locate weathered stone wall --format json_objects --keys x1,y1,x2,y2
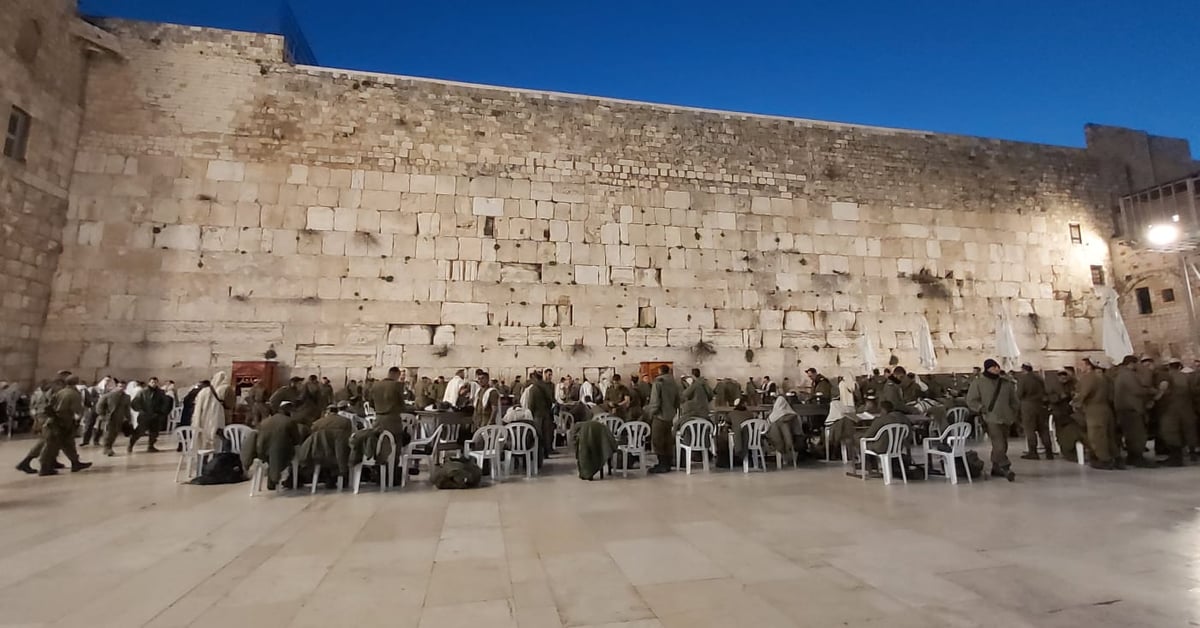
[
  {"x1": 0, "y1": 0, "x2": 87, "y2": 386},
  {"x1": 1112, "y1": 243, "x2": 1200, "y2": 360},
  {"x1": 40, "y1": 20, "x2": 1128, "y2": 385}
]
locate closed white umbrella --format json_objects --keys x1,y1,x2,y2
[
  {"x1": 1097, "y1": 286, "x2": 1134, "y2": 363},
  {"x1": 858, "y1": 329, "x2": 879, "y2": 375},
  {"x1": 917, "y1": 315, "x2": 938, "y2": 371},
  {"x1": 995, "y1": 302, "x2": 1021, "y2": 370}
]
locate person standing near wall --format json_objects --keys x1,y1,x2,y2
[
  {"x1": 1017, "y1": 364, "x2": 1052, "y2": 460},
  {"x1": 647, "y1": 365, "x2": 681, "y2": 474}
]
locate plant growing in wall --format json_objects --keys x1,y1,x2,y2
[
  {"x1": 433, "y1": 345, "x2": 450, "y2": 358},
  {"x1": 744, "y1": 349, "x2": 755, "y2": 363},
  {"x1": 571, "y1": 339, "x2": 587, "y2": 355},
  {"x1": 691, "y1": 340, "x2": 717, "y2": 360},
  {"x1": 263, "y1": 346, "x2": 277, "y2": 360}
]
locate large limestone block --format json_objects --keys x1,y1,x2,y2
[
  {"x1": 831, "y1": 201, "x2": 860, "y2": 221},
  {"x1": 472, "y1": 197, "x2": 505, "y2": 217},
  {"x1": 702, "y1": 329, "x2": 746, "y2": 348},
  {"x1": 665, "y1": 190, "x2": 691, "y2": 209},
  {"x1": 307, "y1": 206, "x2": 334, "y2": 231},
  {"x1": 657, "y1": 306, "x2": 713, "y2": 328},
  {"x1": 784, "y1": 311, "x2": 814, "y2": 331},
  {"x1": 441, "y1": 302, "x2": 489, "y2": 325},
  {"x1": 154, "y1": 225, "x2": 200, "y2": 251},
  {"x1": 667, "y1": 328, "x2": 701, "y2": 347}
]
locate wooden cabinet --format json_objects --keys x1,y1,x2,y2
[
  {"x1": 230, "y1": 361, "x2": 277, "y2": 424},
  {"x1": 639, "y1": 361, "x2": 673, "y2": 381}
]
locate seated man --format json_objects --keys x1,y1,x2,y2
[
  {"x1": 240, "y1": 401, "x2": 302, "y2": 489},
  {"x1": 296, "y1": 405, "x2": 353, "y2": 489},
  {"x1": 715, "y1": 401, "x2": 756, "y2": 466}
]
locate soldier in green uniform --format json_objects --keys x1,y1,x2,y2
[
  {"x1": 1114, "y1": 355, "x2": 1156, "y2": 467},
  {"x1": 297, "y1": 407, "x2": 353, "y2": 489},
  {"x1": 805, "y1": 368, "x2": 833, "y2": 400},
  {"x1": 1048, "y1": 370, "x2": 1086, "y2": 461},
  {"x1": 1016, "y1": 364, "x2": 1052, "y2": 460},
  {"x1": 269, "y1": 377, "x2": 303, "y2": 412},
  {"x1": 646, "y1": 365, "x2": 681, "y2": 473},
  {"x1": 965, "y1": 359, "x2": 1018, "y2": 481},
  {"x1": 472, "y1": 370, "x2": 499, "y2": 431},
  {"x1": 1159, "y1": 358, "x2": 1195, "y2": 466},
  {"x1": 526, "y1": 371, "x2": 555, "y2": 459},
  {"x1": 130, "y1": 377, "x2": 173, "y2": 453},
  {"x1": 36, "y1": 375, "x2": 93, "y2": 476},
  {"x1": 602, "y1": 374, "x2": 633, "y2": 420},
  {"x1": 98, "y1": 382, "x2": 132, "y2": 457},
  {"x1": 370, "y1": 367, "x2": 410, "y2": 439},
  {"x1": 680, "y1": 369, "x2": 713, "y2": 420},
  {"x1": 1076, "y1": 357, "x2": 1120, "y2": 470},
  {"x1": 247, "y1": 401, "x2": 302, "y2": 489}
]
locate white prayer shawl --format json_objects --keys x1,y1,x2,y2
[
  {"x1": 825, "y1": 378, "x2": 859, "y2": 425},
  {"x1": 554, "y1": 382, "x2": 566, "y2": 404},
  {"x1": 579, "y1": 380, "x2": 596, "y2": 404},
  {"x1": 478, "y1": 387, "x2": 498, "y2": 423},
  {"x1": 597, "y1": 377, "x2": 610, "y2": 400},
  {"x1": 520, "y1": 385, "x2": 533, "y2": 409},
  {"x1": 766, "y1": 397, "x2": 797, "y2": 424},
  {"x1": 193, "y1": 371, "x2": 228, "y2": 450},
  {"x1": 443, "y1": 375, "x2": 465, "y2": 405},
  {"x1": 125, "y1": 381, "x2": 143, "y2": 428}
]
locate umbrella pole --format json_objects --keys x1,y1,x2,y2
[{"x1": 1181, "y1": 254, "x2": 1200, "y2": 351}]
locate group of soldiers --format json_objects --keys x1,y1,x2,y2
[
  {"x1": 13, "y1": 370, "x2": 174, "y2": 476},
  {"x1": 1051, "y1": 354, "x2": 1200, "y2": 470}
]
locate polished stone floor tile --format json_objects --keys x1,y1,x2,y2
[{"x1": 2, "y1": 437, "x2": 1199, "y2": 628}]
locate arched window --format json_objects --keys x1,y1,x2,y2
[{"x1": 14, "y1": 19, "x2": 42, "y2": 65}]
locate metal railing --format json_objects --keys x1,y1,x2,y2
[{"x1": 1119, "y1": 173, "x2": 1200, "y2": 251}]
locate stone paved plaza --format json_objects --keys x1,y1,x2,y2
[{"x1": 1, "y1": 437, "x2": 1196, "y2": 628}]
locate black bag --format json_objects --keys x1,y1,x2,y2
[
  {"x1": 955, "y1": 450, "x2": 986, "y2": 478},
  {"x1": 189, "y1": 452, "x2": 246, "y2": 485}
]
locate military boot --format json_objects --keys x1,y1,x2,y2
[
  {"x1": 15, "y1": 459, "x2": 37, "y2": 474},
  {"x1": 1164, "y1": 448, "x2": 1185, "y2": 467}
]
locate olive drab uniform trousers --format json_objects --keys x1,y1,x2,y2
[
  {"x1": 1077, "y1": 371, "x2": 1118, "y2": 463},
  {"x1": 647, "y1": 375, "x2": 681, "y2": 467},
  {"x1": 1017, "y1": 371, "x2": 1052, "y2": 455},
  {"x1": 1113, "y1": 366, "x2": 1154, "y2": 462}
]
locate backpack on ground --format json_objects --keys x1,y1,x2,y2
[{"x1": 431, "y1": 457, "x2": 483, "y2": 489}]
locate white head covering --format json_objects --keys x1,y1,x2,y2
[{"x1": 766, "y1": 396, "x2": 796, "y2": 424}]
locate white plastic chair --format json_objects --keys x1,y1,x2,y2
[
  {"x1": 740, "y1": 418, "x2": 771, "y2": 473},
  {"x1": 362, "y1": 401, "x2": 375, "y2": 417},
  {"x1": 309, "y1": 464, "x2": 344, "y2": 494},
  {"x1": 599, "y1": 415, "x2": 623, "y2": 438},
  {"x1": 173, "y1": 426, "x2": 213, "y2": 483},
  {"x1": 465, "y1": 425, "x2": 506, "y2": 481},
  {"x1": 166, "y1": 406, "x2": 183, "y2": 435},
  {"x1": 618, "y1": 421, "x2": 651, "y2": 477},
  {"x1": 938, "y1": 406, "x2": 970, "y2": 440},
  {"x1": 400, "y1": 423, "x2": 443, "y2": 487},
  {"x1": 249, "y1": 457, "x2": 300, "y2": 497},
  {"x1": 351, "y1": 430, "x2": 397, "y2": 494},
  {"x1": 436, "y1": 422, "x2": 464, "y2": 462},
  {"x1": 860, "y1": 423, "x2": 911, "y2": 485},
  {"x1": 554, "y1": 412, "x2": 575, "y2": 448},
  {"x1": 1049, "y1": 414, "x2": 1086, "y2": 466},
  {"x1": 675, "y1": 418, "x2": 715, "y2": 474},
  {"x1": 223, "y1": 424, "x2": 254, "y2": 454},
  {"x1": 922, "y1": 422, "x2": 972, "y2": 484},
  {"x1": 504, "y1": 422, "x2": 539, "y2": 478}
]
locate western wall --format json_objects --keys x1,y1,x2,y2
[{"x1": 8, "y1": 15, "x2": 1198, "y2": 386}]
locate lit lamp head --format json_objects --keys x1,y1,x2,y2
[{"x1": 1147, "y1": 223, "x2": 1180, "y2": 247}]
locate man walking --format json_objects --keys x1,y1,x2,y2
[
  {"x1": 965, "y1": 359, "x2": 1018, "y2": 481},
  {"x1": 130, "y1": 377, "x2": 173, "y2": 453}
]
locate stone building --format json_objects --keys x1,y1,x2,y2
[{"x1": 3, "y1": 1, "x2": 1197, "y2": 387}]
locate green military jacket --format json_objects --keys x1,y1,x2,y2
[
  {"x1": 965, "y1": 375, "x2": 1019, "y2": 425},
  {"x1": 647, "y1": 374, "x2": 681, "y2": 423}
]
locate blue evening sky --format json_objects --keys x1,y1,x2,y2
[{"x1": 80, "y1": 0, "x2": 1199, "y2": 151}]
